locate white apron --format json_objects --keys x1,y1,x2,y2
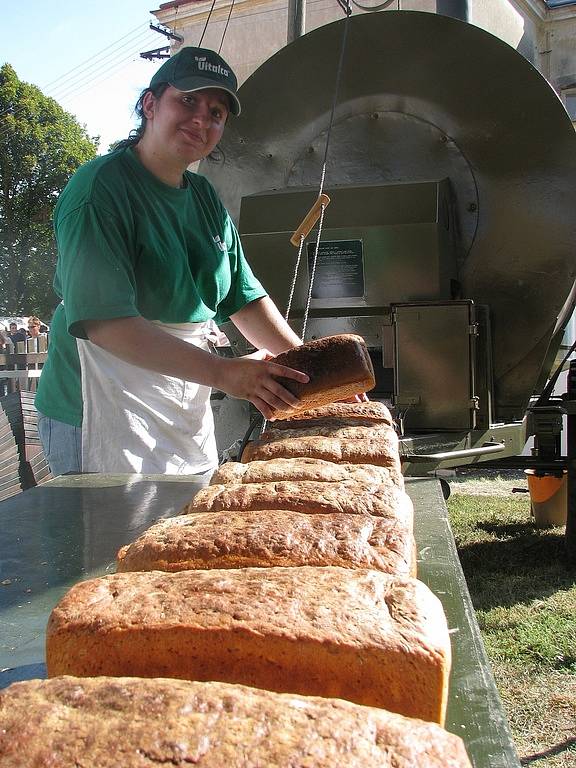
[{"x1": 78, "y1": 321, "x2": 218, "y2": 474}]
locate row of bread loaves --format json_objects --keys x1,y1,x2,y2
[{"x1": 2, "y1": 340, "x2": 471, "y2": 766}]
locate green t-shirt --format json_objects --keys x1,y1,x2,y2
[{"x1": 36, "y1": 147, "x2": 266, "y2": 427}]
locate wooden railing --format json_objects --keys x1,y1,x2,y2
[{"x1": 0, "y1": 336, "x2": 49, "y2": 396}]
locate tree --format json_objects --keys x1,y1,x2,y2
[{"x1": 0, "y1": 64, "x2": 98, "y2": 319}]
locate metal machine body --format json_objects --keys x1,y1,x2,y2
[{"x1": 203, "y1": 10, "x2": 576, "y2": 475}]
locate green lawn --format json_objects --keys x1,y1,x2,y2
[{"x1": 447, "y1": 493, "x2": 576, "y2": 766}]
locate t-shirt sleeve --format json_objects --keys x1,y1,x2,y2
[
  {"x1": 55, "y1": 202, "x2": 140, "y2": 339},
  {"x1": 214, "y1": 211, "x2": 268, "y2": 325}
]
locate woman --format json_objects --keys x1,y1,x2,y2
[
  {"x1": 27, "y1": 317, "x2": 42, "y2": 338},
  {"x1": 35, "y1": 46, "x2": 307, "y2": 479}
]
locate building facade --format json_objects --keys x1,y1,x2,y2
[{"x1": 149, "y1": 0, "x2": 576, "y2": 121}]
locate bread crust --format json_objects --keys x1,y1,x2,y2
[
  {"x1": 187, "y1": 480, "x2": 413, "y2": 528},
  {"x1": 241, "y1": 431, "x2": 401, "y2": 468},
  {"x1": 260, "y1": 423, "x2": 392, "y2": 442},
  {"x1": 271, "y1": 400, "x2": 393, "y2": 427},
  {"x1": 271, "y1": 334, "x2": 375, "y2": 416},
  {"x1": 116, "y1": 509, "x2": 415, "y2": 576},
  {"x1": 46, "y1": 567, "x2": 450, "y2": 724},
  {"x1": 210, "y1": 457, "x2": 403, "y2": 487},
  {"x1": 0, "y1": 676, "x2": 472, "y2": 767}
]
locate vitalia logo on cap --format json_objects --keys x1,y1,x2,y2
[{"x1": 195, "y1": 55, "x2": 230, "y2": 78}]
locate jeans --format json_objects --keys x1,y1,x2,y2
[
  {"x1": 37, "y1": 413, "x2": 217, "y2": 483},
  {"x1": 37, "y1": 413, "x2": 82, "y2": 476}
]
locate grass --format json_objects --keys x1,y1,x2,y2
[{"x1": 447, "y1": 492, "x2": 576, "y2": 767}]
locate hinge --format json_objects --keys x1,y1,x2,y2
[
  {"x1": 468, "y1": 323, "x2": 479, "y2": 335},
  {"x1": 382, "y1": 306, "x2": 394, "y2": 326},
  {"x1": 469, "y1": 396, "x2": 480, "y2": 410}
]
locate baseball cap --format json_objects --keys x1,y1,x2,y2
[{"x1": 149, "y1": 46, "x2": 241, "y2": 116}]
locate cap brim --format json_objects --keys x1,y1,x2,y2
[{"x1": 170, "y1": 76, "x2": 241, "y2": 116}]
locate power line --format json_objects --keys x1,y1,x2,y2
[
  {"x1": 40, "y1": 21, "x2": 151, "y2": 92},
  {"x1": 46, "y1": 28, "x2": 156, "y2": 100},
  {"x1": 0, "y1": 22, "x2": 162, "y2": 142},
  {"x1": 0, "y1": 19, "x2": 159, "y2": 121},
  {"x1": 48, "y1": 30, "x2": 158, "y2": 102},
  {"x1": 0, "y1": 35, "x2": 158, "y2": 142},
  {"x1": 58, "y1": 37, "x2": 160, "y2": 108}
]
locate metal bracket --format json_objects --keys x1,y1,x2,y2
[
  {"x1": 396, "y1": 395, "x2": 421, "y2": 407},
  {"x1": 526, "y1": 405, "x2": 564, "y2": 462}
]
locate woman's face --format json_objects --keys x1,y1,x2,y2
[
  {"x1": 28, "y1": 322, "x2": 40, "y2": 337},
  {"x1": 142, "y1": 86, "x2": 229, "y2": 165}
]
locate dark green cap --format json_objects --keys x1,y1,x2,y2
[{"x1": 149, "y1": 46, "x2": 241, "y2": 115}]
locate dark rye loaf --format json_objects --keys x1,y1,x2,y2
[{"x1": 271, "y1": 334, "x2": 375, "y2": 418}]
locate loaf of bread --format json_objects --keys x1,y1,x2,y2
[
  {"x1": 271, "y1": 400, "x2": 393, "y2": 428},
  {"x1": 241, "y1": 432, "x2": 401, "y2": 468},
  {"x1": 260, "y1": 422, "x2": 392, "y2": 442},
  {"x1": 0, "y1": 676, "x2": 472, "y2": 767},
  {"x1": 116, "y1": 508, "x2": 415, "y2": 576},
  {"x1": 210, "y1": 457, "x2": 403, "y2": 487},
  {"x1": 46, "y1": 567, "x2": 450, "y2": 724},
  {"x1": 271, "y1": 334, "x2": 375, "y2": 417},
  {"x1": 187, "y1": 480, "x2": 413, "y2": 529}
]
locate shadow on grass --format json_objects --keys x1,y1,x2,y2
[
  {"x1": 456, "y1": 528, "x2": 576, "y2": 610},
  {"x1": 478, "y1": 521, "x2": 549, "y2": 538},
  {"x1": 520, "y1": 736, "x2": 576, "y2": 765}
]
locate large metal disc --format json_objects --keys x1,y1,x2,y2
[{"x1": 202, "y1": 10, "x2": 576, "y2": 420}]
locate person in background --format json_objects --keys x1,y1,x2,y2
[
  {"x1": 0, "y1": 326, "x2": 10, "y2": 349},
  {"x1": 8, "y1": 322, "x2": 27, "y2": 346},
  {"x1": 35, "y1": 46, "x2": 307, "y2": 480},
  {"x1": 27, "y1": 317, "x2": 43, "y2": 338}
]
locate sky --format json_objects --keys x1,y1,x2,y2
[{"x1": 1, "y1": 0, "x2": 171, "y2": 153}]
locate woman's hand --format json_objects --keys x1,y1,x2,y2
[
  {"x1": 216, "y1": 349, "x2": 309, "y2": 420},
  {"x1": 83, "y1": 317, "x2": 307, "y2": 419}
]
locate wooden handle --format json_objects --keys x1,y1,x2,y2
[{"x1": 290, "y1": 194, "x2": 331, "y2": 247}]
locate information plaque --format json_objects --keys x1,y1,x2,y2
[{"x1": 307, "y1": 239, "x2": 365, "y2": 299}]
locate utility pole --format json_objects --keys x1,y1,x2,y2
[{"x1": 140, "y1": 23, "x2": 184, "y2": 61}]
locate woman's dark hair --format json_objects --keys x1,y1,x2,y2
[{"x1": 111, "y1": 83, "x2": 170, "y2": 151}]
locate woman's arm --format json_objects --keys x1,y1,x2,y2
[
  {"x1": 230, "y1": 296, "x2": 302, "y2": 355},
  {"x1": 84, "y1": 315, "x2": 308, "y2": 420}
]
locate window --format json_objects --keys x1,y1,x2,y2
[{"x1": 562, "y1": 89, "x2": 576, "y2": 121}]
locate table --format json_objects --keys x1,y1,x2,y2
[{"x1": 0, "y1": 474, "x2": 520, "y2": 767}]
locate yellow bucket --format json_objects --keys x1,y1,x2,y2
[{"x1": 524, "y1": 470, "x2": 567, "y2": 527}]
